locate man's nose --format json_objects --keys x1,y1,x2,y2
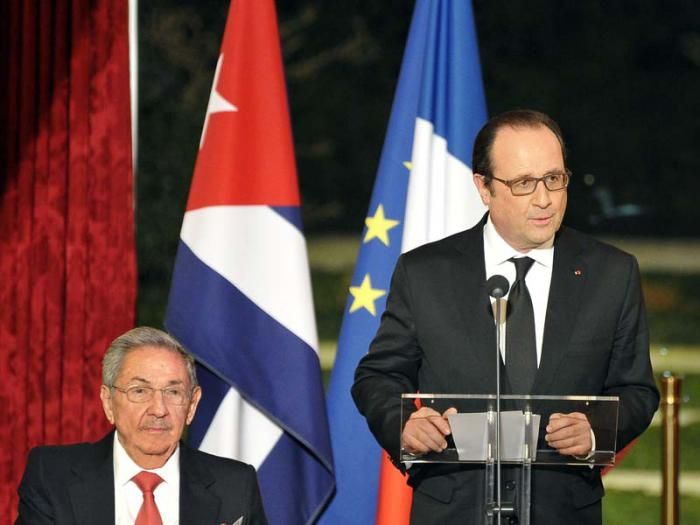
[
  {"x1": 147, "y1": 389, "x2": 169, "y2": 416},
  {"x1": 531, "y1": 180, "x2": 552, "y2": 207}
]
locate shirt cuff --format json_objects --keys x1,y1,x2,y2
[{"x1": 573, "y1": 428, "x2": 596, "y2": 461}]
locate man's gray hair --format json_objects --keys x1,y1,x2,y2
[{"x1": 102, "y1": 326, "x2": 198, "y2": 388}]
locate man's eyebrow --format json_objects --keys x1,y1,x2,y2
[
  {"x1": 125, "y1": 377, "x2": 151, "y2": 385},
  {"x1": 124, "y1": 377, "x2": 186, "y2": 386},
  {"x1": 512, "y1": 168, "x2": 565, "y2": 179}
]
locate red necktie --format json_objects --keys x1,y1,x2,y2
[{"x1": 132, "y1": 471, "x2": 164, "y2": 525}]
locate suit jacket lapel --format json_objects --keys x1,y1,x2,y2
[
  {"x1": 69, "y1": 433, "x2": 116, "y2": 525},
  {"x1": 533, "y1": 228, "x2": 587, "y2": 394},
  {"x1": 180, "y1": 443, "x2": 222, "y2": 524},
  {"x1": 451, "y1": 220, "x2": 499, "y2": 392}
]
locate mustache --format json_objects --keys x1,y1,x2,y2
[{"x1": 139, "y1": 420, "x2": 173, "y2": 431}]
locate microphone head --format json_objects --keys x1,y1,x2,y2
[{"x1": 486, "y1": 275, "x2": 510, "y2": 299}]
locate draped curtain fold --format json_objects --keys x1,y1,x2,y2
[{"x1": 0, "y1": 0, "x2": 136, "y2": 518}]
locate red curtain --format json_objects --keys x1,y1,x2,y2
[{"x1": 0, "y1": 0, "x2": 136, "y2": 518}]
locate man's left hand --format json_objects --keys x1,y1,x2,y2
[{"x1": 544, "y1": 412, "x2": 592, "y2": 456}]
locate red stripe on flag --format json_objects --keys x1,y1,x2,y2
[
  {"x1": 186, "y1": 0, "x2": 300, "y2": 210},
  {"x1": 602, "y1": 439, "x2": 637, "y2": 476},
  {"x1": 375, "y1": 454, "x2": 412, "y2": 525}
]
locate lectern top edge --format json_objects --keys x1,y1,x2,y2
[{"x1": 401, "y1": 393, "x2": 620, "y2": 402}]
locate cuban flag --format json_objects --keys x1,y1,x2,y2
[
  {"x1": 318, "y1": 1, "x2": 487, "y2": 523},
  {"x1": 165, "y1": 1, "x2": 334, "y2": 523}
]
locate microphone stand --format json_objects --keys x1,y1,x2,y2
[
  {"x1": 486, "y1": 275, "x2": 510, "y2": 525},
  {"x1": 494, "y1": 293, "x2": 503, "y2": 525}
]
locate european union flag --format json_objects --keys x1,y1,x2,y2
[{"x1": 319, "y1": 1, "x2": 487, "y2": 523}]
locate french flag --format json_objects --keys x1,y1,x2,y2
[
  {"x1": 319, "y1": 1, "x2": 487, "y2": 523},
  {"x1": 165, "y1": 1, "x2": 334, "y2": 524}
]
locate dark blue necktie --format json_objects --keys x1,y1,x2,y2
[{"x1": 506, "y1": 256, "x2": 537, "y2": 393}]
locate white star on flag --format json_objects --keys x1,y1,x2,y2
[{"x1": 199, "y1": 53, "x2": 238, "y2": 149}]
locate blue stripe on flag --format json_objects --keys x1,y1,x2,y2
[
  {"x1": 416, "y1": 0, "x2": 486, "y2": 166},
  {"x1": 188, "y1": 364, "x2": 229, "y2": 446},
  {"x1": 167, "y1": 240, "x2": 332, "y2": 459},
  {"x1": 270, "y1": 205, "x2": 303, "y2": 231},
  {"x1": 258, "y1": 432, "x2": 335, "y2": 525}
]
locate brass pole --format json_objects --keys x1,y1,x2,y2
[{"x1": 661, "y1": 373, "x2": 681, "y2": 525}]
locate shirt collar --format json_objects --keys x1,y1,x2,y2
[
  {"x1": 484, "y1": 215, "x2": 554, "y2": 268},
  {"x1": 113, "y1": 431, "x2": 180, "y2": 487}
]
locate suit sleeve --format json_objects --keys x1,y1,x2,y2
[
  {"x1": 352, "y1": 255, "x2": 423, "y2": 463},
  {"x1": 602, "y1": 255, "x2": 659, "y2": 449},
  {"x1": 15, "y1": 448, "x2": 56, "y2": 525}
]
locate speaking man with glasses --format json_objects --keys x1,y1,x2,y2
[
  {"x1": 352, "y1": 109, "x2": 659, "y2": 524},
  {"x1": 16, "y1": 326, "x2": 268, "y2": 525}
]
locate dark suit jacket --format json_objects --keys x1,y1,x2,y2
[
  {"x1": 16, "y1": 432, "x2": 268, "y2": 525},
  {"x1": 352, "y1": 220, "x2": 659, "y2": 524}
]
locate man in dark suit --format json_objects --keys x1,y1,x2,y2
[
  {"x1": 17, "y1": 326, "x2": 267, "y2": 525},
  {"x1": 352, "y1": 110, "x2": 659, "y2": 524}
]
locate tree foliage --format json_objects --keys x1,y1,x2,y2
[{"x1": 137, "y1": 0, "x2": 700, "y2": 324}]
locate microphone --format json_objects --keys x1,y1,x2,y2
[{"x1": 486, "y1": 274, "x2": 510, "y2": 299}]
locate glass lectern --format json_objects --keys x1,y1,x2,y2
[{"x1": 400, "y1": 394, "x2": 619, "y2": 525}]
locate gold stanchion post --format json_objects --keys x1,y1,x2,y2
[{"x1": 661, "y1": 373, "x2": 681, "y2": 525}]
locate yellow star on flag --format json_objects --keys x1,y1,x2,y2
[
  {"x1": 403, "y1": 161, "x2": 412, "y2": 171},
  {"x1": 348, "y1": 274, "x2": 386, "y2": 316},
  {"x1": 364, "y1": 204, "x2": 400, "y2": 246}
]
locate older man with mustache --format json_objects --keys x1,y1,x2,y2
[{"x1": 16, "y1": 327, "x2": 267, "y2": 525}]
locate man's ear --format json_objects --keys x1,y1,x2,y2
[
  {"x1": 100, "y1": 385, "x2": 115, "y2": 424},
  {"x1": 473, "y1": 173, "x2": 492, "y2": 205},
  {"x1": 186, "y1": 386, "x2": 202, "y2": 425}
]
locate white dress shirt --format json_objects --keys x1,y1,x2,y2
[
  {"x1": 483, "y1": 217, "x2": 596, "y2": 456},
  {"x1": 483, "y1": 216, "x2": 554, "y2": 366},
  {"x1": 113, "y1": 433, "x2": 180, "y2": 525}
]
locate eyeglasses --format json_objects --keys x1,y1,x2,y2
[
  {"x1": 488, "y1": 169, "x2": 570, "y2": 196},
  {"x1": 111, "y1": 384, "x2": 192, "y2": 406}
]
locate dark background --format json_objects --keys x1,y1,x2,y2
[{"x1": 137, "y1": 0, "x2": 700, "y2": 325}]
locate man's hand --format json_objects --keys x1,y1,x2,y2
[
  {"x1": 545, "y1": 412, "x2": 593, "y2": 456},
  {"x1": 401, "y1": 406, "x2": 457, "y2": 455}
]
